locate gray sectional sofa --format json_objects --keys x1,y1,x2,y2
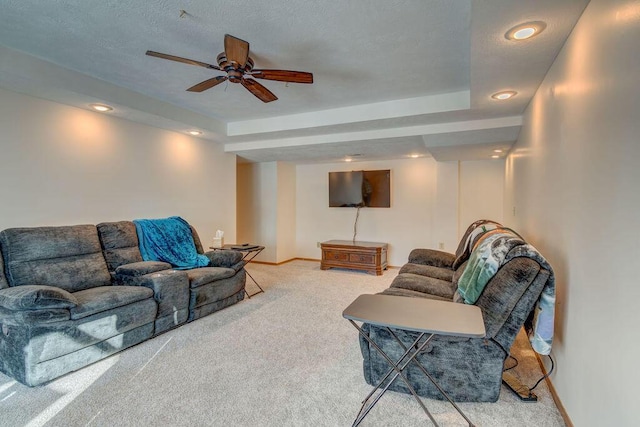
[
  {"x1": 0, "y1": 220, "x2": 246, "y2": 386},
  {"x1": 358, "y1": 220, "x2": 554, "y2": 402}
]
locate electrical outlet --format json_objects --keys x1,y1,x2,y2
[
  {"x1": 513, "y1": 206, "x2": 517, "y2": 217},
  {"x1": 438, "y1": 242, "x2": 444, "y2": 249},
  {"x1": 316, "y1": 241, "x2": 320, "y2": 248}
]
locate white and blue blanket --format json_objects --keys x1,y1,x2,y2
[{"x1": 457, "y1": 229, "x2": 555, "y2": 355}]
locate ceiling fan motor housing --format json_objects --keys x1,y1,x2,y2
[{"x1": 217, "y1": 53, "x2": 254, "y2": 82}]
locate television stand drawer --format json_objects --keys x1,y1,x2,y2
[
  {"x1": 320, "y1": 240, "x2": 388, "y2": 276},
  {"x1": 349, "y1": 253, "x2": 374, "y2": 264},
  {"x1": 324, "y1": 251, "x2": 349, "y2": 262}
]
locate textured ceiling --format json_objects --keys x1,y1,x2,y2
[{"x1": 0, "y1": 0, "x2": 589, "y2": 163}]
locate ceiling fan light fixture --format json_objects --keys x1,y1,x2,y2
[
  {"x1": 89, "y1": 103, "x2": 113, "y2": 112},
  {"x1": 491, "y1": 91, "x2": 517, "y2": 100},
  {"x1": 505, "y1": 21, "x2": 547, "y2": 41}
]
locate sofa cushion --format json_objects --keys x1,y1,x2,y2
[
  {"x1": 407, "y1": 249, "x2": 455, "y2": 269},
  {"x1": 379, "y1": 287, "x2": 451, "y2": 302},
  {"x1": 70, "y1": 286, "x2": 153, "y2": 320},
  {"x1": 398, "y1": 263, "x2": 454, "y2": 282},
  {"x1": 97, "y1": 221, "x2": 143, "y2": 272},
  {"x1": 187, "y1": 267, "x2": 236, "y2": 288},
  {"x1": 0, "y1": 225, "x2": 111, "y2": 292},
  {"x1": 390, "y1": 273, "x2": 456, "y2": 300},
  {"x1": 0, "y1": 285, "x2": 78, "y2": 310},
  {"x1": 115, "y1": 261, "x2": 172, "y2": 277}
]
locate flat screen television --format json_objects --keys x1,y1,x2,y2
[{"x1": 328, "y1": 170, "x2": 391, "y2": 207}]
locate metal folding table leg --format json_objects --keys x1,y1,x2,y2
[
  {"x1": 387, "y1": 328, "x2": 475, "y2": 426},
  {"x1": 349, "y1": 320, "x2": 439, "y2": 427},
  {"x1": 244, "y1": 269, "x2": 264, "y2": 298}
]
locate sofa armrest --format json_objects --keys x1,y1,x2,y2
[
  {"x1": 0, "y1": 285, "x2": 78, "y2": 311},
  {"x1": 118, "y1": 270, "x2": 189, "y2": 321},
  {"x1": 203, "y1": 250, "x2": 243, "y2": 268},
  {"x1": 115, "y1": 261, "x2": 172, "y2": 278},
  {"x1": 0, "y1": 305, "x2": 70, "y2": 325},
  {"x1": 407, "y1": 249, "x2": 455, "y2": 269}
]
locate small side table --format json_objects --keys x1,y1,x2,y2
[
  {"x1": 210, "y1": 244, "x2": 265, "y2": 298},
  {"x1": 343, "y1": 294, "x2": 485, "y2": 427}
]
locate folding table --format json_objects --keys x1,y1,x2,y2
[{"x1": 343, "y1": 294, "x2": 485, "y2": 426}]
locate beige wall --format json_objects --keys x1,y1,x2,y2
[
  {"x1": 0, "y1": 87, "x2": 237, "y2": 243},
  {"x1": 296, "y1": 158, "x2": 436, "y2": 266},
  {"x1": 459, "y1": 159, "x2": 504, "y2": 231},
  {"x1": 295, "y1": 158, "x2": 504, "y2": 266},
  {"x1": 276, "y1": 162, "x2": 296, "y2": 263},
  {"x1": 237, "y1": 162, "x2": 277, "y2": 262},
  {"x1": 236, "y1": 161, "x2": 295, "y2": 263},
  {"x1": 505, "y1": 0, "x2": 639, "y2": 424}
]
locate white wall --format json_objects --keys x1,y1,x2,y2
[
  {"x1": 296, "y1": 158, "x2": 438, "y2": 266},
  {"x1": 505, "y1": 0, "x2": 640, "y2": 424},
  {"x1": 236, "y1": 161, "x2": 295, "y2": 263},
  {"x1": 237, "y1": 162, "x2": 277, "y2": 262},
  {"x1": 432, "y1": 160, "x2": 459, "y2": 251},
  {"x1": 276, "y1": 162, "x2": 296, "y2": 263},
  {"x1": 0, "y1": 87, "x2": 237, "y2": 243},
  {"x1": 295, "y1": 157, "x2": 505, "y2": 266},
  {"x1": 459, "y1": 159, "x2": 504, "y2": 231}
]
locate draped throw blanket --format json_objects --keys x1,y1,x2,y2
[
  {"x1": 457, "y1": 228, "x2": 555, "y2": 355},
  {"x1": 134, "y1": 216, "x2": 210, "y2": 270}
]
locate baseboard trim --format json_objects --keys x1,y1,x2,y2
[
  {"x1": 251, "y1": 258, "x2": 400, "y2": 269},
  {"x1": 250, "y1": 258, "x2": 307, "y2": 266},
  {"x1": 535, "y1": 353, "x2": 573, "y2": 427}
]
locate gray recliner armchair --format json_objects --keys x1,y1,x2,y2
[{"x1": 358, "y1": 221, "x2": 553, "y2": 402}]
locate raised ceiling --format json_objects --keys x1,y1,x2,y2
[{"x1": 0, "y1": 0, "x2": 589, "y2": 164}]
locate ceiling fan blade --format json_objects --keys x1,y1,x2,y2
[
  {"x1": 187, "y1": 76, "x2": 228, "y2": 92},
  {"x1": 250, "y1": 69, "x2": 313, "y2": 84},
  {"x1": 146, "y1": 50, "x2": 220, "y2": 70},
  {"x1": 241, "y1": 78, "x2": 278, "y2": 103},
  {"x1": 224, "y1": 34, "x2": 249, "y2": 68}
]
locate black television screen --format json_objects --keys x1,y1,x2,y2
[{"x1": 329, "y1": 170, "x2": 391, "y2": 208}]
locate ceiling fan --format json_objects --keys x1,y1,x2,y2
[{"x1": 146, "y1": 34, "x2": 313, "y2": 103}]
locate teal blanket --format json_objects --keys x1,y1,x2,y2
[
  {"x1": 457, "y1": 229, "x2": 555, "y2": 355},
  {"x1": 134, "y1": 216, "x2": 209, "y2": 270}
]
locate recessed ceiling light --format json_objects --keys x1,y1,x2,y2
[
  {"x1": 410, "y1": 154, "x2": 420, "y2": 158},
  {"x1": 491, "y1": 155, "x2": 501, "y2": 159},
  {"x1": 188, "y1": 130, "x2": 203, "y2": 136},
  {"x1": 89, "y1": 103, "x2": 113, "y2": 112},
  {"x1": 493, "y1": 149, "x2": 503, "y2": 153},
  {"x1": 505, "y1": 21, "x2": 547, "y2": 41},
  {"x1": 345, "y1": 158, "x2": 353, "y2": 162},
  {"x1": 491, "y1": 91, "x2": 517, "y2": 100}
]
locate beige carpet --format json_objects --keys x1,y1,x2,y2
[{"x1": 0, "y1": 260, "x2": 564, "y2": 426}]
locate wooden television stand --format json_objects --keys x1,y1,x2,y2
[{"x1": 320, "y1": 240, "x2": 388, "y2": 275}]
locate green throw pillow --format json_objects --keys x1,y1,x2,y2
[{"x1": 0, "y1": 285, "x2": 78, "y2": 310}]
